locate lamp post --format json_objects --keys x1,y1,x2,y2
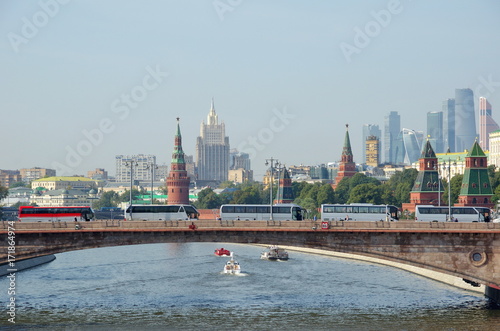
[
  {"x1": 434, "y1": 164, "x2": 441, "y2": 206},
  {"x1": 442, "y1": 159, "x2": 456, "y2": 221},
  {"x1": 147, "y1": 162, "x2": 158, "y2": 204},
  {"x1": 125, "y1": 160, "x2": 138, "y2": 206},
  {"x1": 265, "y1": 157, "x2": 279, "y2": 220}
]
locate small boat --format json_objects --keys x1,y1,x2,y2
[
  {"x1": 223, "y1": 253, "x2": 241, "y2": 274},
  {"x1": 214, "y1": 248, "x2": 231, "y2": 256},
  {"x1": 260, "y1": 245, "x2": 289, "y2": 261}
]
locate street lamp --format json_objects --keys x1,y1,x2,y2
[
  {"x1": 265, "y1": 157, "x2": 279, "y2": 220},
  {"x1": 124, "y1": 160, "x2": 138, "y2": 207},
  {"x1": 442, "y1": 159, "x2": 456, "y2": 221},
  {"x1": 147, "y1": 162, "x2": 158, "y2": 205},
  {"x1": 434, "y1": 164, "x2": 441, "y2": 206}
]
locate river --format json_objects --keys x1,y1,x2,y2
[{"x1": 2, "y1": 243, "x2": 500, "y2": 330}]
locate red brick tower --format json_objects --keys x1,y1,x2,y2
[
  {"x1": 333, "y1": 124, "x2": 357, "y2": 189},
  {"x1": 402, "y1": 140, "x2": 442, "y2": 213},
  {"x1": 455, "y1": 140, "x2": 494, "y2": 208},
  {"x1": 166, "y1": 118, "x2": 190, "y2": 205},
  {"x1": 275, "y1": 166, "x2": 293, "y2": 204}
]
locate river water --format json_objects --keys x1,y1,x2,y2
[{"x1": 2, "y1": 243, "x2": 500, "y2": 330}]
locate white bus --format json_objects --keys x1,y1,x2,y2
[
  {"x1": 125, "y1": 205, "x2": 199, "y2": 221},
  {"x1": 414, "y1": 205, "x2": 491, "y2": 222},
  {"x1": 219, "y1": 204, "x2": 305, "y2": 221},
  {"x1": 320, "y1": 204, "x2": 399, "y2": 221}
]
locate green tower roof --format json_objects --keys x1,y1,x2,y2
[
  {"x1": 342, "y1": 124, "x2": 353, "y2": 157},
  {"x1": 467, "y1": 140, "x2": 486, "y2": 157},
  {"x1": 420, "y1": 140, "x2": 436, "y2": 158}
]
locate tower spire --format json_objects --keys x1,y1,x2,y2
[{"x1": 207, "y1": 97, "x2": 218, "y2": 125}]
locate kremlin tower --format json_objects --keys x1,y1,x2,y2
[
  {"x1": 166, "y1": 118, "x2": 190, "y2": 205},
  {"x1": 402, "y1": 140, "x2": 442, "y2": 213},
  {"x1": 333, "y1": 124, "x2": 357, "y2": 189},
  {"x1": 455, "y1": 140, "x2": 494, "y2": 209},
  {"x1": 275, "y1": 166, "x2": 293, "y2": 204}
]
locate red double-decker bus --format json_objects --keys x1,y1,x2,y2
[{"x1": 18, "y1": 206, "x2": 95, "y2": 222}]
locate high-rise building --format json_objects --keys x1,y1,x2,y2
[
  {"x1": 362, "y1": 124, "x2": 381, "y2": 164},
  {"x1": 115, "y1": 154, "x2": 156, "y2": 182},
  {"x1": 442, "y1": 98, "x2": 455, "y2": 152},
  {"x1": 230, "y1": 149, "x2": 251, "y2": 171},
  {"x1": 454, "y1": 88, "x2": 477, "y2": 152},
  {"x1": 427, "y1": 111, "x2": 443, "y2": 153},
  {"x1": 166, "y1": 118, "x2": 190, "y2": 205},
  {"x1": 479, "y1": 97, "x2": 499, "y2": 151},
  {"x1": 384, "y1": 111, "x2": 400, "y2": 164},
  {"x1": 195, "y1": 99, "x2": 230, "y2": 183},
  {"x1": 365, "y1": 135, "x2": 380, "y2": 167},
  {"x1": 393, "y1": 128, "x2": 422, "y2": 166}
]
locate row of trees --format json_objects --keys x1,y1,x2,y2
[
  {"x1": 193, "y1": 171, "x2": 421, "y2": 217},
  {"x1": 4, "y1": 165, "x2": 500, "y2": 215}
]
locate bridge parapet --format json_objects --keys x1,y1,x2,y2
[{"x1": 5, "y1": 220, "x2": 500, "y2": 232}]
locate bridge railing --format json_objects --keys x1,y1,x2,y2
[{"x1": 5, "y1": 219, "x2": 500, "y2": 231}]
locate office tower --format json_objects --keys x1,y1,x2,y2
[
  {"x1": 362, "y1": 124, "x2": 381, "y2": 164},
  {"x1": 166, "y1": 118, "x2": 190, "y2": 205},
  {"x1": 454, "y1": 88, "x2": 477, "y2": 152},
  {"x1": 479, "y1": 97, "x2": 499, "y2": 151},
  {"x1": 384, "y1": 111, "x2": 400, "y2": 164},
  {"x1": 427, "y1": 111, "x2": 444, "y2": 153},
  {"x1": 442, "y1": 98, "x2": 455, "y2": 152},
  {"x1": 365, "y1": 135, "x2": 380, "y2": 167},
  {"x1": 195, "y1": 99, "x2": 230, "y2": 182},
  {"x1": 230, "y1": 149, "x2": 251, "y2": 171},
  {"x1": 393, "y1": 128, "x2": 421, "y2": 166},
  {"x1": 115, "y1": 154, "x2": 156, "y2": 182}
]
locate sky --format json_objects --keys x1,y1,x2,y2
[{"x1": 2, "y1": 0, "x2": 500, "y2": 180}]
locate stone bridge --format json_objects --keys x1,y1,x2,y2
[{"x1": 2, "y1": 219, "x2": 500, "y2": 301}]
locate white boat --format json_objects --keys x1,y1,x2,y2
[
  {"x1": 223, "y1": 253, "x2": 241, "y2": 274},
  {"x1": 260, "y1": 245, "x2": 289, "y2": 261}
]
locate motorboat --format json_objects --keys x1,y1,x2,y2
[
  {"x1": 214, "y1": 248, "x2": 231, "y2": 256},
  {"x1": 223, "y1": 253, "x2": 241, "y2": 274},
  {"x1": 260, "y1": 245, "x2": 289, "y2": 261}
]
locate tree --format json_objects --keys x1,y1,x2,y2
[
  {"x1": 316, "y1": 184, "x2": 335, "y2": 205},
  {"x1": 0, "y1": 186, "x2": 8, "y2": 201},
  {"x1": 347, "y1": 183, "x2": 383, "y2": 204},
  {"x1": 194, "y1": 188, "x2": 220, "y2": 209},
  {"x1": 442, "y1": 174, "x2": 463, "y2": 206},
  {"x1": 231, "y1": 185, "x2": 262, "y2": 204},
  {"x1": 383, "y1": 168, "x2": 418, "y2": 206},
  {"x1": 93, "y1": 191, "x2": 120, "y2": 210},
  {"x1": 10, "y1": 181, "x2": 29, "y2": 188},
  {"x1": 119, "y1": 189, "x2": 142, "y2": 203}
]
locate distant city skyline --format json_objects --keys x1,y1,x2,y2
[{"x1": 1, "y1": 1, "x2": 500, "y2": 180}]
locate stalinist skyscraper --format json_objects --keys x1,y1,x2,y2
[{"x1": 195, "y1": 99, "x2": 230, "y2": 183}]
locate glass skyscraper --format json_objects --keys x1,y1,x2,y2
[
  {"x1": 442, "y1": 98, "x2": 455, "y2": 152},
  {"x1": 454, "y1": 88, "x2": 477, "y2": 152},
  {"x1": 384, "y1": 111, "x2": 400, "y2": 164},
  {"x1": 427, "y1": 111, "x2": 444, "y2": 153},
  {"x1": 479, "y1": 97, "x2": 499, "y2": 151}
]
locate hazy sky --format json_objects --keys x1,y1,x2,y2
[{"x1": 2, "y1": 0, "x2": 500, "y2": 180}]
